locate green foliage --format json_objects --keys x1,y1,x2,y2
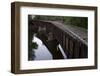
[{"x1": 33, "y1": 15, "x2": 88, "y2": 29}]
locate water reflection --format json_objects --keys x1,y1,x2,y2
[
  {"x1": 28, "y1": 24, "x2": 67, "y2": 61},
  {"x1": 32, "y1": 35, "x2": 53, "y2": 60}
]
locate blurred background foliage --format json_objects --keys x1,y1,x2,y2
[{"x1": 30, "y1": 15, "x2": 88, "y2": 29}]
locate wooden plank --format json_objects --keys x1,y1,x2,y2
[
  {"x1": 73, "y1": 41, "x2": 80, "y2": 58},
  {"x1": 67, "y1": 38, "x2": 74, "y2": 58},
  {"x1": 65, "y1": 37, "x2": 69, "y2": 51},
  {"x1": 79, "y1": 43, "x2": 88, "y2": 58}
]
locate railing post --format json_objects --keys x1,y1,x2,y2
[
  {"x1": 79, "y1": 43, "x2": 88, "y2": 58},
  {"x1": 73, "y1": 40, "x2": 80, "y2": 58}
]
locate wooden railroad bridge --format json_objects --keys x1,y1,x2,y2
[{"x1": 29, "y1": 20, "x2": 88, "y2": 59}]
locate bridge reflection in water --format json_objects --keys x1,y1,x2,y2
[
  {"x1": 28, "y1": 32, "x2": 67, "y2": 60},
  {"x1": 28, "y1": 20, "x2": 88, "y2": 61},
  {"x1": 31, "y1": 35, "x2": 53, "y2": 60}
]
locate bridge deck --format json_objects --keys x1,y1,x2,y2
[{"x1": 47, "y1": 21, "x2": 87, "y2": 45}]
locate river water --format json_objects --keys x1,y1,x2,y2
[
  {"x1": 32, "y1": 35, "x2": 53, "y2": 60},
  {"x1": 29, "y1": 33, "x2": 67, "y2": 61}
]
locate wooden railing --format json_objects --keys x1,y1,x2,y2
[{"x1": 30, "y1": 20, "x2": 88, "y2": 58}]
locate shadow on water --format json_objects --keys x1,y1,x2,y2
[{"x1": 28, "y1": 22, "x2": 67, "y2": 61}]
